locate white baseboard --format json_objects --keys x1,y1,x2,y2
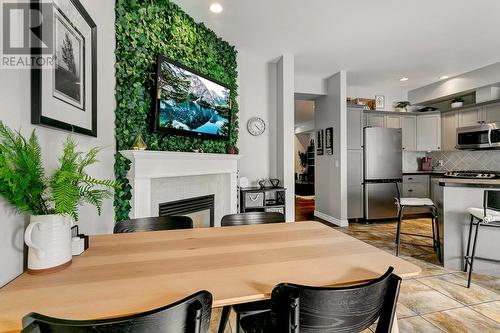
[{"x1": 314, "y1": 210, "x2": 349, "y2": 227}]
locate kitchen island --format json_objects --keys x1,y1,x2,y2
[{"x1": 432, "y1": 178, "x2": 500, "y2": 276}]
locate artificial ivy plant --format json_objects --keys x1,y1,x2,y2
[{"x1": 114, "y1": 0, "x2": 239, "y2": 221}]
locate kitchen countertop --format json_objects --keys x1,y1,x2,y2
[
  {"x1": 403, "y1": 171, "x2": 446, "y2": 175},
  {"x1": 434, "y1": 177, "x2": 500, "y2": 188}
]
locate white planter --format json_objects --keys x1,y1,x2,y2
[
  {"x1": 451, "y1": 102, "x2": 464, "y2": 109},
  {"x1": 25, "y1": 214, "x2": 72, "y2": 274}
]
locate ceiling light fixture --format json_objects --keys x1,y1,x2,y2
[
  {"x1": 439, "y1": 75, "x2": 450, "y2": 80},
  {"x1": 209, "y1": 3, "x2": 223, "y2": 13},
  {"x1": 400, "y1": 77, "x2": 409, "y2": 82}
]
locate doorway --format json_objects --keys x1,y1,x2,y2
[{"x1": 294, "y1": 99, "x2": 316, "y2": 221}]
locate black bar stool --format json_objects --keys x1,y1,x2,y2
[
  {"x1": 464, "y1": 190, "x2": 500, "y2": 288},
  {"x1": 394, "y1": 183, "x2": 441, "y2": 260}
]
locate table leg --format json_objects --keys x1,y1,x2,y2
[
  {"x1": 218, "y1": 305, "x2": 231, "y2": 333},
  {"x1": 391, "y1": 314, "x2": 400, "y2": 333}
]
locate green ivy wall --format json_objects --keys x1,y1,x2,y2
[{"x1": 114, "y1": 0, "x2": 239, "y2": 221}]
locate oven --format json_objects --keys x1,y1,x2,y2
[{"x1": 456, "y1": 122, "x2": 500, "y2": 150}]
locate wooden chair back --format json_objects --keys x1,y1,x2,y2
[
  {"x1": 269, "y1": 267, "x2": 401, "y2": 333},
  {"x1": 114, "y1": 216, "x2": 193, "y2": 233},
  {"x1": 221, "y1": 212, "x2": 285, "y2": 227},
  {"x1": 21, "y1": 291, "x2": 212, "y2": 333}
]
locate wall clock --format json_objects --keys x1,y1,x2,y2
[{"x1": 247, "y1": 117, "x2": 266, "y2": 136}]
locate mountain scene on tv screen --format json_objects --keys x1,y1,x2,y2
[{"x1": 158, "y1": 61, "x2": 230, "y2": 136}]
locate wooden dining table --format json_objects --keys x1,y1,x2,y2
[{"x1": 0, "y1": 221, "x2": 420, "y2": 333}]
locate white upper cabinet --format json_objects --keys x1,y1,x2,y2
[
  {"x1": 366, "y1": 113, "x2": 385, "y2": 127},
  {"x1": 401, "y1": 116, "x2": 417, "y2": 151},
  {"x1": 417, "y1": 114, "x2": 441, "y2": 151},
  {"x1": 385, "y1": 116, "x2": 401, "y2": 129},
  {"x1": 441, "y1": 111, "x2": 458, "y2": 151},
  {"x1": 458, "y1": 107, "x2": 481, "y2": 127},
  {"x1": 482, "y1": 104, "x2": 500, "y2": 123}
]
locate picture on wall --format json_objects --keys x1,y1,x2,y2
[
  {"x1": 32, "y1": 0, "x2": 97, "y2": 137},
  {"x1": 316, "y1": 129, "x2": 324, "y2": 155},
  {"x1": 325, "y1": 127, "x2": 333, "y2": 155},
  {"x1": 53, "y1": 8, "x2": 85, "y2": 110}
]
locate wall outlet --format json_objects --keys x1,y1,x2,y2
[{"x1": 437, "y1": 160, "x2": 444, "y2": 167}]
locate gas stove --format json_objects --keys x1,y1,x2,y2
[{"x1": 444, "y1": 170, "x2": 500, "y2": 179}]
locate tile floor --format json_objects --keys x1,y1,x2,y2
[{"x1": 209, "y1": 218, "x2": 500, "y2": 333}]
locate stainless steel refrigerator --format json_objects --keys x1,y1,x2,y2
[{"x1": 363, "y1": 127, "x2": 402, "y2": 220}]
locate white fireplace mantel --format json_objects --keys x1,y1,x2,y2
[{"x1": 120, "y1": 150, "x2": 241, "y2": 221}]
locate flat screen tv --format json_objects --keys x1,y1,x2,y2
[{"x1": 152, "y1": 56, "x2": 232, "y2": 140}]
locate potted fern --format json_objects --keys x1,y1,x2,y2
[{"x1": 0, "y1": 122, "x2": 118, "y2": 273}]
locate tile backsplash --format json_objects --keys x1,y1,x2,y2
[
  {"x1": 403, "y1": 151, "x2": 426, "y2": 171},
  {"x1": 427, "y1": 150, "x2": 500, "y2": 171}
]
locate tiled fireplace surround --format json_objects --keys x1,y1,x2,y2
[{"x1": 403, "y1": 151, "x2": 500, "y2": 172}]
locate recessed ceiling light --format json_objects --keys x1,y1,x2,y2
[
  {"x1": 400, "y1": 77, "x2": 409, "y2": 82},
  {"x1": 209, "y1": 3, "x2": 223, "y2": 13},
  {"x1": 439, "y1": 75, "x2": 450, "y2": 80}
]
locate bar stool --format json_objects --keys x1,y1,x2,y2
[
  {"x1": 464, "y1": 190, "x2": 500, "y2": 288},
  {"x1": 394, "y1": 183, "x2": 441, "y2": 260}
]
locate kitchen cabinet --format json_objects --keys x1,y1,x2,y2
[
  {"x1": 401, "y1": 116, "x2": 417, "y2": 151},
  {"x1": 347, "y1": 150, "x2": 364, "y2": 219},
  {"x1": 457, "y1": 104, "x2": 500, "y2": 126},
  {"x1": 482, "y1": 104, "x2": 500, "y2": 123},
  {"x1": 458, "y1": 107, "x2": 481, "y2": 127},
  {"x1": 441, "y1": 111, "x2": 458, "y2": 151},
  {"x1": 366, "y1": 113, "x2": 385, "y2": 127},
  {"x1": 402, "y1": 175, "x2": 430, "y2": 214},
  {"x1": 347, "y1": 107, "x2": 364, "y2": 219},
  {"x1": 417, "y1": 114, "x2": 441, "y2": 151},
  {"x1": 347, "y1": 108, "x2": 364, "y2": 149},
  {"x1": 385, "y1": 115, "x2": 401, "y2": 129}
]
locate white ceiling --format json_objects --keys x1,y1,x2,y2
[{"x1": 173, "y1": 0, "x2": 500, "y2": 90}]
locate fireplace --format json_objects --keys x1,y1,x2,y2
[{"x1": 159, "y1": 195, "x2": 215, "y2": 227}]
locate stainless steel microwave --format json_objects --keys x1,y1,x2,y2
[{"x1": 456, "y1": 122, "x2": 500, "y2": 150}]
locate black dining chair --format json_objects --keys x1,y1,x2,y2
[
  {"x1": 21, "y1": 290, "x2": 213, "y2": 333},
  {"x1": 218, "y1": 212, "x2": 285, "y2": 333},
  {"x1": 113, "y1": 216, "x2": 193, "y2": 233},
  {"x1": 221, "y1": 212, "x2": 285, "y2": 227},
  {"x1": 240, "y1": 267, "x2": 401, "y2": 333}
]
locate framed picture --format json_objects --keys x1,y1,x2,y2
[
  {"x1": 325, "y1": 127, "x2": 333, "y2": 155},
  {"x1": 316, "y1": 129, "x2": 324, "y2": 156},
  {"x1": 32, "y1": 0, "x2": 97, "y2": 136},
  {"x1": 375, "y1": 95, "x2": 385, "y2": 110}
]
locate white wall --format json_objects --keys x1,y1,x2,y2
[
  {"x1": 237, "y1": 53, "x2": 277, "y2": 184},
  {"x1": 0, "y1": 0, "x2": 116, "y2": 287},
  {"x1": 409, "y1": 61, "x2": 500, "y2": 104},
  {"x1": 347, "y1": 85, "x2": 408, "y2": 111},
  {"x1": 295, "y1": 74, "x2": 327, "y2": 96},
  {"x1": 314, "y1": 71, "x2": 348, "y2": 226},
  {"x1": 276, "y1": 55, "x2": 295, "y2": 221}
]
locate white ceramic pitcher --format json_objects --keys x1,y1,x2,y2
[{"x1": 24, "y1": 214, "x2": 72, "y2": 273}]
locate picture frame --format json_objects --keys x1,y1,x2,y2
[
  {"x1": 316, "y1": 129, "x2": 324, "y2": 156},
  {"x1": 375, "y1": 95, "x2": 385, "y2": 110},
  {"x1": 325, "y1": 127, "x2": 333, "y2": 155},
  {"x1": 31, "y1": 0, "x2": 97, "y2": 137}
]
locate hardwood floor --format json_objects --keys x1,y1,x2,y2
[{"x1": 295, "y1": 196, "x2": 315, "y2": 221}]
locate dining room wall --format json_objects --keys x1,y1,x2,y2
[{"x1": 0, "y1": 0, "x2": 116, "y2": 287}]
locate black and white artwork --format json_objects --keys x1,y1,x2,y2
[
  {"x1": 53, "y1": 8, "x2": 85, "y2": 110},
  {"x1": 316, "y1": 129, "x2": 324, "y2": 156},
  {"x1": 32, "y1": 0, "x2": 97, "y2": 137},
  {"x1": 325, "y1": 127, "x2": 333, "y2": 155}
]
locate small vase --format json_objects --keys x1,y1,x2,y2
[
  {"x1": 132, "y1": 134, "x2": 147, "y2": 150},
  {"x1": 25, "y1": 214, "x2": 72, "y2": 274}
]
